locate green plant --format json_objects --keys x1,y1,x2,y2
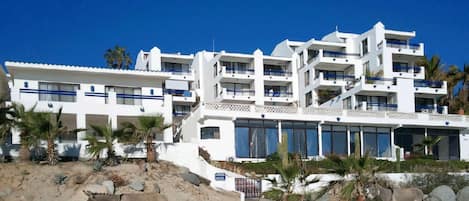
[
  {"x1": 83, "y1": 122, "x2": 123, "y2": 166},
  {"x1": 104, "y1": 45, "x2": 132, "y2": 69},
  {"x1": 265, "y1": 133, "x2": 319, "y2": 201},
  {"x1": 120, "y1": 115, "x2": 171, "y2": 163},
  {"x1": 93, "y1": 160, "x2": 104, "y2": 172},
  {"x1": 413, "y1": 136, "x2": 442, "y2": 156},
  {"x1": 263, "y1": 189, "x2": 283, "y2": 201}
]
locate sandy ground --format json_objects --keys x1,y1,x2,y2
[{"x1": 0, "y1": 161, "x2": 241, "y2": 201}]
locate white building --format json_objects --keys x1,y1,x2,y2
[{"x1": 3, "y1": 22, "x2": 469, "y2": 162}]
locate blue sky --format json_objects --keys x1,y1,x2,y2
[{"x1": 1, "y1": 0, "x2": 468, "y2": 71}]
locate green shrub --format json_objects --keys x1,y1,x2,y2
[{"x1": 263, "y1": 189, "x2": 283, "y2": 201}]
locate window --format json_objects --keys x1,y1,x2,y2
[
  {"x1": 322, "y1": 125, "x2": 347, "y2": 156},
  {"x1": 343, "y1": 97, "x2": 351, "y2": 109},
  {"x1": 39, "y1": 82, "x2": 79, "y2": 102},
  {"x1": 363, "y1": 61, "x2": 370, "y2": 76},
  {"x1": 378, "y1": 54, "x2": 383, "y2": 65},
  {"x1": 305, "y1": 91, "x2": 312, "y2": 107},
  {"x1": 173, "y1": 105, "x2": 191, "y2": 116},
  {"x1": 304, "y1": 70, "x2": 310, "y2": 86},
  {"x1": 105, "y1": 86, "x2": 142, "y2": 105},
  {"x1": 350, "y1": 127, "x2": 360, "y2": 155},
  {"x1": 201, "y1": 127, "x2": 220, "y2": 139},
  {"x1": 362, "y1": 38, "x2": 368, "y2": 55},
  {"x1": 282, "y1": 121, "x2": 318, "y2": 157},
  {"x1": 363, "y1": 127, "x2": 391, "y2": 157},
  {"x1": 235, "y1": 119, "x2": 279, "y2": 158},
  {"x1": 299, "y1": 52, "x2": 304, "y2": 66}
]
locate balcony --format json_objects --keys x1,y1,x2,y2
[
  {"x1": 381, "y1": 39, "x2": 424, "y2": 56},
  {"x1": 162, "y1": 68, "x2": 192, "y2": 75},
  {"x1": 308, "y1": 49, "x2": 359, "y2": 69},
  {"x1": 264, "y1": 90, "x2": 293, "y2": 103},
  {"x1": 312, "y1": 72, "x2": 355, "y2": 90},
  {"x1": 356, "y1": 102, "x2": 397, "y2": 112},
  {"x1": 164, "y1": 89, "x2": 196, "y2": 102},
  {"x1": 347, "y1": 76, "x2": 397, "y2": 92},
  {"x1": 217, "y1": 66, "x2": 255, "y2": 82},
  {"x1": 218, "y1": 88, "x2": 255, "y2": 102},
  {"x1": 415, "y1": 105, "x2": 447, "y2": 114},
  {"x1": 414, "y1": 80, "x2": 447, "y2": 95},
  {"x1": 263, "y1": 69, "x2": 292, "y2": 82}
]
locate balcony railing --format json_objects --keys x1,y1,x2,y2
[
  {"x1": 223, "y1": 89, "x2": 255, "y2": 96},
  {"x1": 364, "y1": 77, "x2": 396, "y2": 85},
  {"x1": 322, "y1": 50, "x2": 360, "y2": 58},
  {"x1": 414, "y1": 80, "x2": 443, "y2": 88},
  {"x1": 386, "y1": 40, "x2": 421, "y2": 50},
  {"x1": 173, "y1": 111, "x2": 189, "y2": 116},
  {"x1": 415, "y1": 105, "x2": 445, "y2": 113},
  {"x1": 322, "y1": 73, "x2": 355, "y2": 81},
  {"x1": 393, "y1": 66, "x2": 422, "y2": 73},
  {"x1": 355, "y1": 102, "x2": 397, "y2": 111},
  {"x1": 164, "y1": 89, "x2": 193, "y2": 97},
  {"x1": 162, "y1": 68, "x2": 192, "y2": 75},
  {"x1": 264, "y1": 90, "x2": 293, "y2": 97},
  {"x1": 264, "y1": 69, "x2": 292, "y2": 77},
  {"x1": 224, "y1": 67, "x2": 255, "y2": 75}
]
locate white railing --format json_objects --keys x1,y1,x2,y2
[{"x1": 200, "y1": 102, "x2": 468, "y2": 124}]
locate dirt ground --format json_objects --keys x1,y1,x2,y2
[{"x1": 0, "y1": 161, "x2": 241, "y2": 201}]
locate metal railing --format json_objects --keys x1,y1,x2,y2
[
  {"x1": 162, "y1": 68, "x2": 192, "y2": 75},
  {"x1": 386, "y1": 40, "x2": 421, "y2": 50},
  {"x1": 263, "y1": 69, "x2": 292, "y2": 76},
  {"x1": 323, "y1": 50, "x2": 360, "y2": 58},
  {"x1": 224, "y1": 88, "x2": 255, "y2": 96},
  {"x1": 364, "y1": 77, "x2": 396, "y2": 85},
  {"x1": 264, "y1": 90, "x2": 293, "y2": 97},
  {"x1": 322, "y1": 73, "x2": 355, "y2": 81},
  {"x1": 392, "y1": 66, "x2": 422, "y2": 73},
  {"x1": 235, "y1": 178, "x2": 262, "y2": 198},
  {"x1": 414, "y1": 80, "x2": 444, "y2": 88},
  {"x1": 415, "y1": 105, "x2": 444, "y2": 113},
  {"x1": 224, "y1": 67, "x2": 255, "y2": 75},
  {"x1": 164, "y1": 89, "x2": 193, "y2": 97}
]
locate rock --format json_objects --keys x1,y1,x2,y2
[
  {"x1": 180, "y1": 172, "x2": 200, "y2": 186},
  {"x1": 316, "y1": 192, "x2": 329, "y2": 201},
  {"x1": 393, "y1": 188, "x2": 425, "y2": 201},
  {"x1": 430, "y1": 185, "x2": 456, "y2": 201},
  {"x1": 54, "y1": 173, "x2": 68, "y2": 185},
  {"x1": 121, "y1": 193, "x2": 168, "y2": 201},
  {"x1": 0, "y1": 187, "x2": 12, "y2": 197},
  {"x1": 129, "y1": 180, "x2": 145, "y2": 191},
  {"x1": 153, "y1": 183, "x2": 161, "y2": 193},
  {"x1": 102, "y1": 180, "x2": 115, "y2": 194},
  {"x1": 178, "y1": 166, "x2": 190, "y2": 174},
  {"x1": 83, "y1": 184, "x2": 108, "y2": 194},
  {"x1": 457, "y1": 186, "x2": 469, "y2": 201},
  {"x1": 424, "y1": 195, "x2": 442, "y2": 201}
]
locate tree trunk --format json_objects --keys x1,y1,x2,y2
[
  {"x1": 47, "y1": 138, "x2": 57, "y2": 165},
  {"x1": 19, "y1": 143, "x2": 30, "y2": 162},
  {"x1": 146, "y1": 136, "x2": 156, "y2": 163},
  {"x1": 357, "y1": 194, "x2": 366, "y2": 201}
]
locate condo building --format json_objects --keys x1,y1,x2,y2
[{"x1": 4, "y1": 22, "x2": 469, "y2": 161}]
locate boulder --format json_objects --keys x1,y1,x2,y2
[
  {"x1": 0, "y1": 187, "x2": 12, "y2": 197},
  {"x1": 121, "y1": 193, "x2": 168, "y2": 201},
  {"x1": 153, "y1": 183, "x2": 161, "y2": 193},
  {"x1": 129, "y1": 180, "x2": 145, "y2": 191},
  {"x1": 424, "y1": 195, "x2": 442, "y2": 201},
  {"x1": 180, "y1": 172, "x2": 200, "y2": 186},
  {"x1": 316, "y1": 192, "x2": 329, "y2": 201},
  {"x1": 83, "y1": 184, "x2": 108, "y2": 194},
  {"x1": 102, "y1": 180, "x2": 115, "y2": 194},
  {"x1": 430, "y1": 185, "x2": 456, "y2": 201},
  {"x1": 457, "y1": 186, "x2": 469, "y2": 201},
  {"x1": 393, "y1": 188, "x2": 425, "y2": 201}
]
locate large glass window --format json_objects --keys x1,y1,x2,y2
[
  {"x1": 362, "y1": 38, "x2": 368, "y2": 55},
  {"x1": 305, "y1": 91, "x2": 313, "y2": 107},
  {"x1": 105, "y1": 86, "x2": 142, "y2": 105},
  {"x1": 321, "y1": 125, "x2": 347, "y2": 156},
  {"x1": 428, "y1": 129, "x2": 459, "y2": 160},
  {"x1": 304, "y1": 70, "x2": 310, "y2": 86},
  {"x1": 349, "y1": 126, "x2": 360, "y2": 155},
  {"x1": 235, "y1": 120, "x2": 278, "y2": 158},
  {"x1": 394, "y1": 128, "x2": 425, "y2": 157},
  {"x1": 201, "y1": 127, "x2": 220, "y2": 139},
  {"x1": 38, "y1": 82, "x2": 79, "y2": 102},
  {"x1": 282, "y1": 121, "x2": 318, "y2": 157},
  {"x1": 363, "y1": 127, "x2": 391, "y2": 157}
]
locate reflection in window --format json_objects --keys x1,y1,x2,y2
[
  {"x1": 235, "y1": 120, "x2": 278, "y2": 158},
  {"x1": 322, "y1": 125, "x2": 347, "y2": 156},
  {"x1": 201, "y1": 127, "x2": 220, "y2": 139},
  {"x1": 363, "y1": 127, "x2": 391, "y2": 157},
  {"x1": 282, "y1": 121, "x2": 318, "y2": 157}
]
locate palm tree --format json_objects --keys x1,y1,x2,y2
[
  {"x1": 0, "y1": 99, "x2": 16, "y2": 161},
  {"x1": 30, "y1": 107, "x2": 84, "y2": 165},
  {"x1": 104, "y1": 45, "x2": 132, "y2": 69},
  {"x1": 83, "y1": 122, "x2": 123, "y2": 166},
  {"x1": 414, "y1": 136, "x2": 442, "y2": 157},
  {"x1": 121, "y1": 115, "x2": 171, "y2": 163},
  {"x1": 12, "y1": 103, "x2": 39, "y2": 161},
  {"x1": 265, "y1": 133, "x2": 318, "y2": 201},
  {"x1": 326, "y1": 153, "x2": 379, "y2": 201},
  {"x1": 417, "y1": 55, "x2": 445, "y2": 81}
]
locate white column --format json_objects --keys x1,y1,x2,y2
[
  {"x1": 424, "y1": 128, "x2": 428, "y2": 155},
  {"x1": 76, "y1": 113, "x2": 88, "y2": 157},
  {"x1": 109, "y1": 115, "x2": 118, "y2": 130},
  {"x1": 253, "y1": 49, "x2": 264, "y2": 106},
  {"x1": 347, "y1": 126, "x2": 351, "y2": 156},
  {"x1": 390, "y1": 128, "x2": 395, "y2": 159},
  {"x1": 360, "y1": 125, "x2": 364, "y2": 156},
  {"x1": 278, "y1": 121, "x2": 282, "y2": 143}
]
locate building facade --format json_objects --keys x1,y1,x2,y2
[{"x1": 4, "y1": 22, "x2": 469, "y2": 161}]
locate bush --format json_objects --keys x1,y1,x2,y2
[
  {"x1": 93, "y1": 160, "x2": 104, "y2": 172},
  {"x1": 402, "y1": 173, "x2": 469, "y2": 194},
  {"x1": 109, "y1": 174, "x2": 127, "y2": 187},
  {"x1": 263, "y1": 189, "x2": 283, "y2": 201}
]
